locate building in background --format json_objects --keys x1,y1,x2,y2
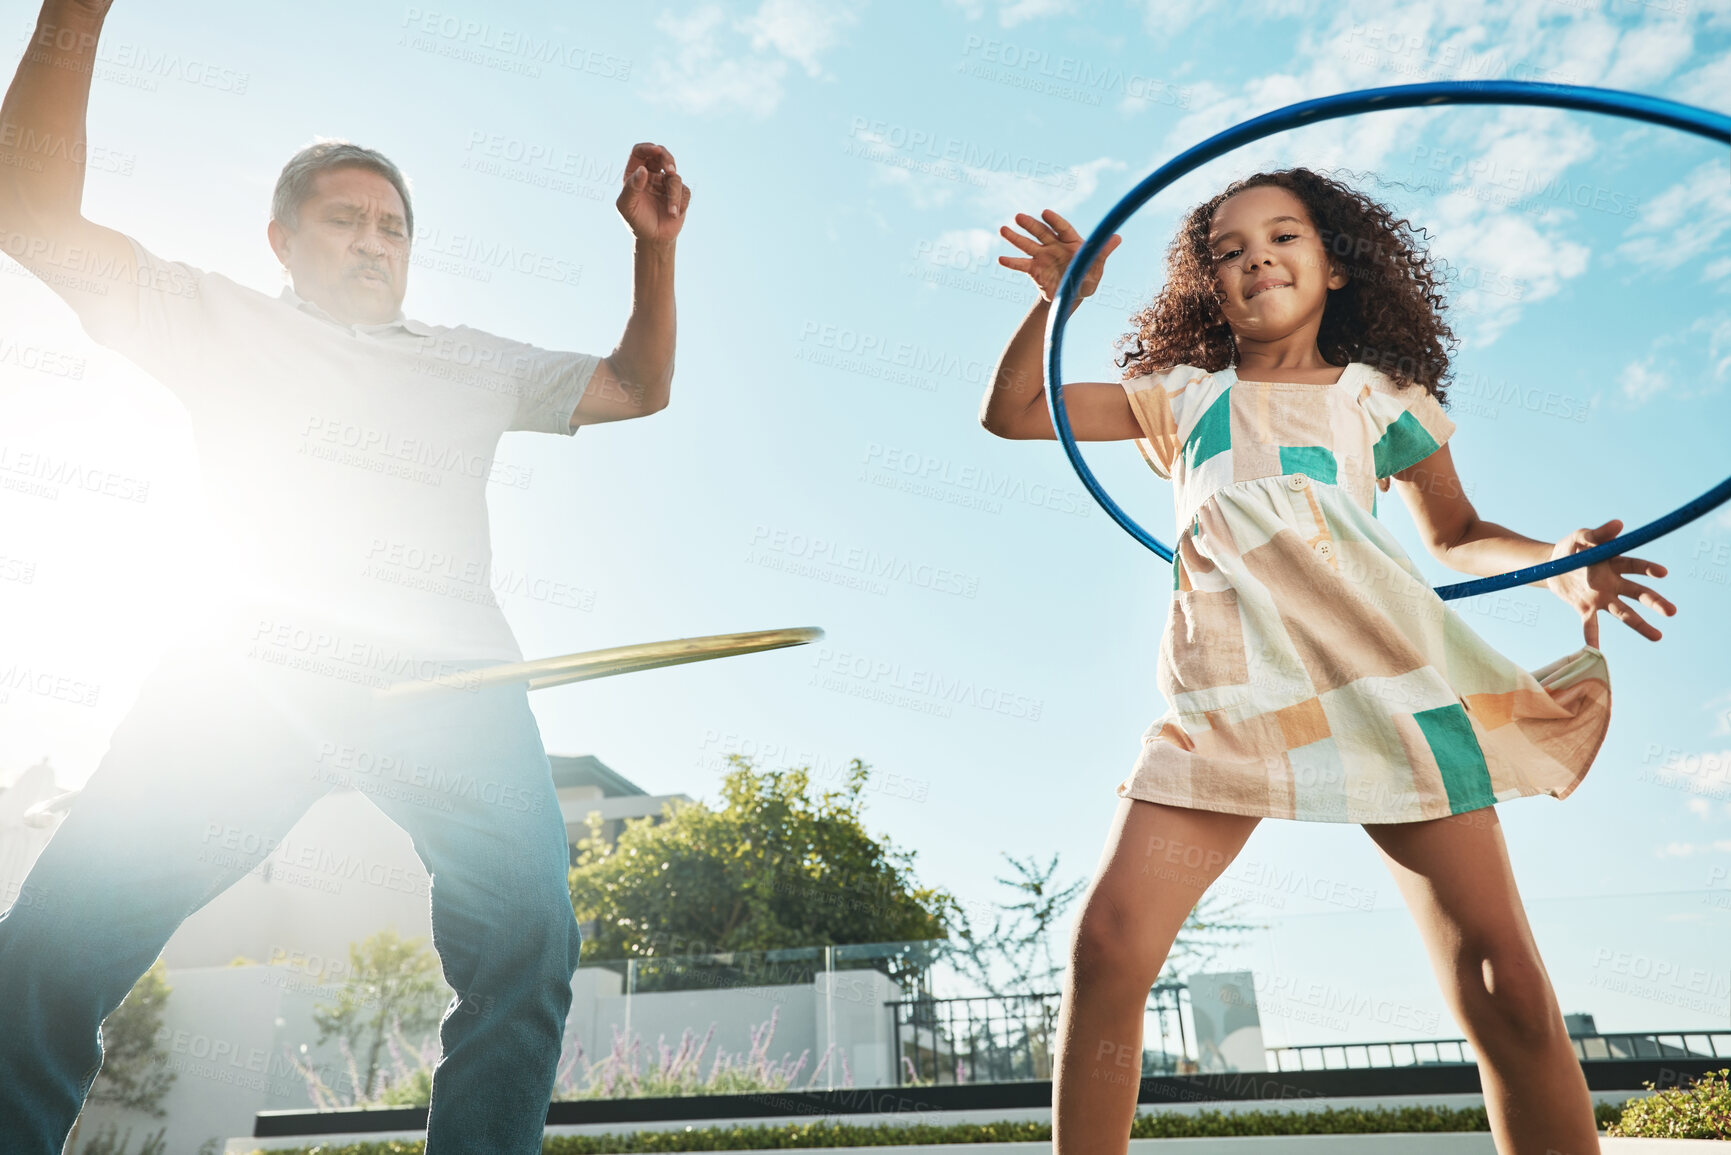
[
  {"x1": 0, "y1": 758, "x2": 65, "y2": 915},
  {"x1": 0, "y1": 754, "x2": 684, "y2": 968},
  {"x1": 551, "y1": 754, "x2": 690, "y2": 856}
]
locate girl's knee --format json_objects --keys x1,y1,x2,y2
[
  {"x1": 1460, "y1": 946, "x2": 1560, "y2": 1047},
  {"x1": 1070, "y1": 891, "x2": 1162, "y2": 986}
]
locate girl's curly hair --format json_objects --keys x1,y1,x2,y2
[{"x1": 1117, "y1": 167, "x2": 1459, "y2": 402}]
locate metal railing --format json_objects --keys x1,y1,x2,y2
[
  {"x1": 1268, "y1": 1030, "x2": 1731, "y2": 1072},
  {"x1": 889, "y1": 985, "x2": 1191, "y2": 1086},
  {"x1": 1267, "y1": 1036, "x2": 1475, "y2": 1071},
  {"x1": 890, "y1": 992, "x2": 1060, "y2": 1085},
  {"x1": 580, "y1": 938, "x2": 946, "y2": 995},
  {"x1": 889, "y1": 988, "x2": 1731, "y2": 1086},
  {"x1": 1569, "y1": 1030, "x2": 1731, "y2": 1063}
]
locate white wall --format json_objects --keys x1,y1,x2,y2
[
  {"x1": 576, "y1": 980, "x2": 812, "y2": 1087},
  {"x1": 74, "y1": 960, "x2": 906, "y2": 1153},
  {"x1": 73, "y1": 964, "x2": 334, "y2": 1155},
  {"x1": 817, "y1": 969, "x2": 904, "y2": 1089},
  {"x1": 0, "y1": 760, "x2": 63, "y2": 914},
  {"x1": 561, "y1": 966, "x2": 902, "y2": 1092},
  {"x1": 163, "y1": 790, "x2": 434, "y2": 970}
]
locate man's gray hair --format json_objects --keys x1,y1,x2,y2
[{"x1": 271, "y1": 140, "x2": 415, "y2": 236}]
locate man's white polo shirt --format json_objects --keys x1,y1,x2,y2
[{"x1": 80, "y1": 237, "x2": 601, "y2": 674}]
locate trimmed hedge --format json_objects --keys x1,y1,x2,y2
[
  {"x1": 1606, "y1": 1067, "x2": 1731, "y2": 1139},
  {"x1": 236, "y1": 1103, "x2": 1633, "y2": 1153},
  {"x1": 234, "y1": 1098, "x2": 1657, "y2": 1154}
]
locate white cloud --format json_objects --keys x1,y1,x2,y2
[
  {"x1": 934, "y1": 227, "x2": 996, "y2": 260},
  {"x1": 1399, "y1": 108, "x2": 1596, "y2": 341},
  {"x1": 1139, "y1": 0, "x2": 1223, "y2": 33},
  {"x1": 1643, "y1": 745, "x2": 1731, "y2": 800},
  {"x1": 1657, "y1": 839, "x2": 1731, "y2": 857},
  {"x1": 1710, "y1": 317, "x2": 1731, "y2": 380},
  {"x1": 846, "y1": 114, "x2": 1125, "y2": 221},
  {"x1": 1621, "y1": 355, "x2": 1669, "y2": 404},
  {"x1": 647, "y1": 0, "x2": 860, "y2": 116},
  {"x1": 1688, "y1": 797, "x2": 1713, "y2": 817},
  {"x1": 1548, "y1": 14, "x2": 1623, "y2": 85},
  {"x1": 998, "y1": 0, "x2": 1075, "y2": 25},
  {"x1": 1616, "y1": 160, "x2": 1731, "y2": 279},
  {"x1": 1602, "y1": 18, "x2": 1696, "y2": 89},
  {"x1": 742, "y1": 0, "x2": 860, "y2": 77},
  {"x1": 1123, "y1": 0, "x2": 1730, "y2": 346},
  {"x1": 948, "y1": 0, "x2": 1077, "y2": 26},
  {"x1": 1676, "y1": 51, "x2": 1731, "y2": 113},
  {"x1": 968, "y1": 156, "x2": 1127, "y2": 223},
  {"x1": 1615, "y1": 316, "x2": 1731, "y2": 406},
  {"x1": 649, "y1": 6, "x2": 786, "y2": 116},
  {"x1": 927, "y1": 0, "x2": 1713, "y2": 347}
]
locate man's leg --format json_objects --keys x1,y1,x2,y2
[
  {"x1": 0, "y1": 652, "x2": 334, "y2": 1155},
  {"x1": 358, "y1": 677, "x2": 581, "y2": 1155}
]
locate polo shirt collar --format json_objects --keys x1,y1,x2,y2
[{"x1": 279, "y1": 285, "x2": 435, "y2": 338}]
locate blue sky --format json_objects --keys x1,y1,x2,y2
[{"x1": 1, "y1": 0, "x2": 1729, "y2": 1044}]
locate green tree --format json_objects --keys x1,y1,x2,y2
[
  {"x1": 68, "y1": 961, "x2": 176, "y2": 1155},
  {"x1": 73, "y1": 1124, "x2": 166, "y2": 1155},
  {"x1": 949, "y1": 853, "x2": 1084, "y2": 997},
  {"x1": 951, "y1": 851, "x2": 1258, "y2": 995},
  {"x1": 1162, "y1": 890, "x2": 1260, "y2": 981},
  {"x1": 569, "y1": 756, "x2": 953, "y2": 961},
  {"x1": 311, "y1": 930, "x2": 448, "y2": 1101},
  {"x1": 85, "y1": 960, "x2": 176, "y2": 1113}
]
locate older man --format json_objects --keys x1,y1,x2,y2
[{"x1": 0, "y1": 1, "x2": 688, "y2": 1151}]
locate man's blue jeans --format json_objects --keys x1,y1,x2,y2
[{"x1": 0, "y1": 640, "x2": 582, "y2": 1154}]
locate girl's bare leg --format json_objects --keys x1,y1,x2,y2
[
  {"x1": 1364, "y1": 808, "x2": 1599, "y2": 1155},
  {"x1": 1054, "y1": 799, "x2": 1259, "y2": 1155}
]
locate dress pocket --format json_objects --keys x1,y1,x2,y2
[{"x1": 1158, "y1": 588, "x2": 1251, "y2": 714}]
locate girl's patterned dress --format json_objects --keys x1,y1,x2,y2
[{"x1": 1117, "y1": 361, "x2": 1609, "y2": 823}]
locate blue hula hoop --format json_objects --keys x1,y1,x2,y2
[{"x1": 1045, "y1": 80, "x2": 1731, "y2": 600}]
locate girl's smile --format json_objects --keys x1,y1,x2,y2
[{"x1": 1206, "y1": 184, "x2": 1349, "y2": 368}]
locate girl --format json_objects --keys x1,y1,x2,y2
[{"x1": 979, "y1": 168, "x2": 1676, "y2": 1155}]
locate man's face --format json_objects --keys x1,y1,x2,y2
[{"x1": 268, "y1": 166, "x2": 410, "y2": 326}]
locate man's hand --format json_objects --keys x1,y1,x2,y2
[
  {"x1": 1543, "y1": 519, "x2": 1676, "y2": 647},
  {"x1": 575, "y1": 143, "x2": 682, "y2": 428},
  {"x1": 0, "y1": 0, "x2": 136, "y2": 331},
  {"x1": 616, "y1": 142, "x2": 689, "y2": 243}
]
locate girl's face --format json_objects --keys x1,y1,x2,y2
[{"x1": 1206, "y1": 184, "x2": 1347, "y2": 344}]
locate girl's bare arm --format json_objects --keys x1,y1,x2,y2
[
  {"x1": 1391, "y1": 444, "x2": 1675, "y2": 645},
  {"x1": 979, "y1": 296, "x2": 1142, "y2": 441},
  {"x1": 980, "y1": 209, "x2": 1140, "y2": 441}
]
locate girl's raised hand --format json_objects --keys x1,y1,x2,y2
[
  {"x1": 1543, "y1": 519, "x2": 1676, "y2": 647},
  {"x1": 999, "y1": 209, "x2": 1121, "y2": 305}
]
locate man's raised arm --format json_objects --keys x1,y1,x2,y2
[
  {"x1": 568, "y1": 142, "x2": 689, "y2": 428},
  {"x1": 0, "y1": 0, "x2": 138, "y2": 332}
]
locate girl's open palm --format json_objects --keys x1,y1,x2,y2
[
  {"x1": 999, "y1": 210, "x2": 1121, "y2": 304},
  {"x1": 1544, "y1": 519, "x2": 1677, "y2": 647}
]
